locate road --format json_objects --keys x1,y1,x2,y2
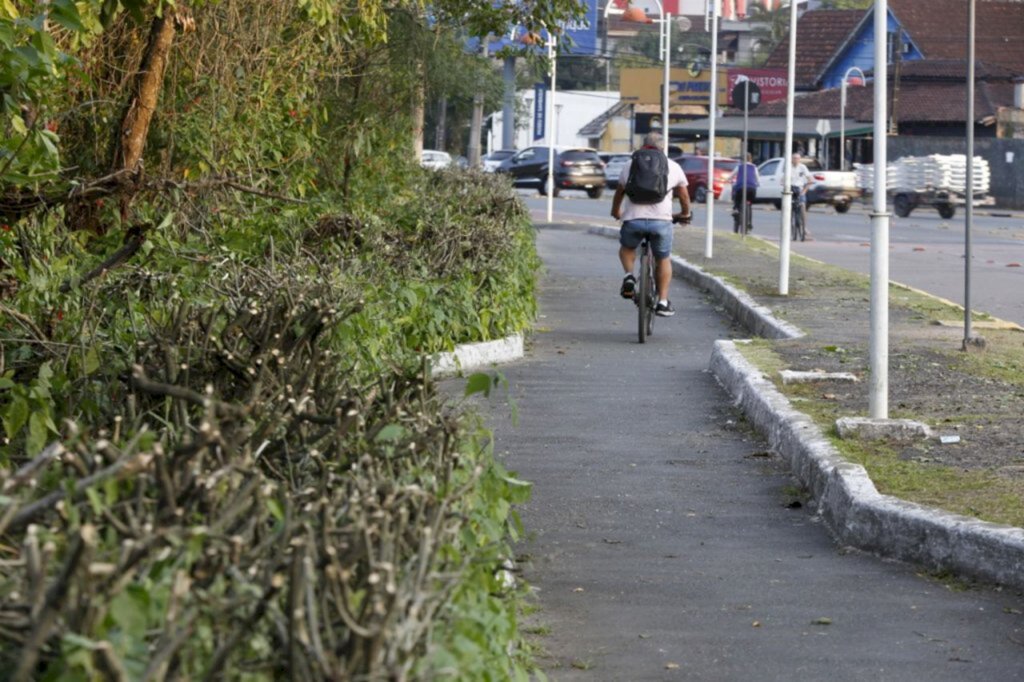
[
  {"x1": 521, "y1": 192, "x2": 1024, "y2": 327},
  {"x1": 483, "y1": 224, "x2": 1024, "y2": 680}
]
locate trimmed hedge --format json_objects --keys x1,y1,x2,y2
[{"x1": 0, "y1": 170, "x2": 538, "y2": 679}]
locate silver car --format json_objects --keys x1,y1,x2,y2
[
  {"x1": 602, "y1": 154, "x2": 632, "y2": 188},
  {"x1": 421, "y1": 150, "x2": 452, "y2": 170},
  {"x1": 482, "y1": 150, "x2": 516, "y2": 173}
]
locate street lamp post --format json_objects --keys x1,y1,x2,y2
[
  {"x1": 546, "y1": 30, "x2": 557, "y2": 223},
  {"x1": 705, "y1": 0, "x2": 720, "y2": 259},
  {"x1": 839, "y1": 66, "x2": 865, "y2": 171},
  {"x1": 604, "y1": 1, "x2": 671, "y2": 155},
  {"x1": 521, "y1": 27, "x2": 558, "y2": 222}
]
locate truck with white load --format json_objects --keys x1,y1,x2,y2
[{"x1": 854, "y1": 154, "x2": 993, "y2": 219}]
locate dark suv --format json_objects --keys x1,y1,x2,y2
[
  {"x1": 495, "y1": 146, "x2": 606, "y2": 199},
  {"x1": 672, "y1": 154, "x2": 739, "y2": 203}
]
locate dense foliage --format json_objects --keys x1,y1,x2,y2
[{"x1": 0, "y1": 0, "x2": 564, "y2": 677}]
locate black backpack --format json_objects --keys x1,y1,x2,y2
[{"x1": 624, "y1": 148, "x2": 669, "y2": 204}]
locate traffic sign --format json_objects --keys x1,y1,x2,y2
[{"x1": 731, "y1": 79, "x2": 761, "y2": 111}]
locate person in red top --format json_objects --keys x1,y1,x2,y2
[{"x1": 610, "y1": 133, "x2": 691, "y2": 317}]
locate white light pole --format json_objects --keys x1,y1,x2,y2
[
  {"x1": 705, "y1": 0, "x2": 720, "y2": 259},
  {"x1": 869, "y1": 0, "x2": 890, "y2": 419},
  {"x1": 963, "y1": 0, "x2": 976, "y2": 350},
  {"x1": 778, "y1": 0, "x2": 799, "y2": 296},
  {"x1": 839, "y1": 66, "x2": 865, "y2": 171},
  {"x1": 604, "y1": 1, "x2": 671, "y2": 155},
  {"x1": 546, "y1": 29, "x2": 557, "y2": 223}
]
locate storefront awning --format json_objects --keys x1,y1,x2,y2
[{"x1": 670, "y1": 116, "x2": 874, "y2": 140}]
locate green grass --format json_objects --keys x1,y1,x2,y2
[{"x1": 734, "y1": 342, "x2": 1024, "y2": 529}]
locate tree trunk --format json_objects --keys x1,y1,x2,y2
[
  {"x1": 112, "y1": 12, "x2": 177, "y2": 176},
  {"x1": 412, "y1": 59, "x2": 426, "y2": 161}
]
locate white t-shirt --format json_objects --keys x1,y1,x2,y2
[
  {"x1": 791, "y1": 162, "x2": 813, "y2": 189},
  {"x1": 618, "y1": 155, "x2": 688, "y2": 221}
]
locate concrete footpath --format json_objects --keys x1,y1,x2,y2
[{"x1": 483, "y1": 224, "x2": 1024, "y2": 681}]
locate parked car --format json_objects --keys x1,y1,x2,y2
[
  {"x1": 601, "y1": 153, "x2": 632, "y2": 188},
  {"x1": 421, "y1": 149, "x2": 453, "y2": 170},
  {"x1": 495, "y1": 146, "x2": 606, "y2": 198},
  {"x1": 756, "y1": 157, "x2": 860, "y2": 212},
  {"x1": 672, "y1": 154, "x2": 740, "y2": 203},
  {"x1": 482, "y1": 150, "x2": 516, "y2": 172}
]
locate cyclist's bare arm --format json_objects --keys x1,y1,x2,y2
[{"x1": 673, "y1": 186, "x2": 691, "y2": 224}]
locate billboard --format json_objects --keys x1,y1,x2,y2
[
  {"x1": 469, "y1": 0, "x2": 599, "y2": 56},
  {"x1": 725, "y1": 69, "x2": 788, "y2": 106},
  {"x1": 619, "y1": 68, "x2": 728, "y2": 107}
]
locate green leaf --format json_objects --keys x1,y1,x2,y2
[
  {"x1": 374, "y1": 424, "x2": 405, "y2": 442},
  {"x1": 83, "y1": 346, "x2": 100, "y2": 375},
  {"x1": 267, "y1": 497, "x2": 285, "y2": 523},
  {"x1": 3, "y1": 396, "x2": 29, "y2": 439},
  {"x1": 464, "y1": 372, "x2": 495, "y2": 398},
  {"x1": 27, "y1": 410, "x2": 48, "y2": 455},
  {"x1": 85, "y1": 486, "x2": 104, "y2": 515},
  {"x1": 48, "y1": 0, "x2": 88, "y2": 33},
  {"x1": 107, "y1": 587, "x2": 150, "y2": 636}
]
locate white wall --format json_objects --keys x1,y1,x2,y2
[{"x1": 488, "y1": 90, "x2": 620, "y2": 153}]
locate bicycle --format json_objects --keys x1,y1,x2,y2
[
  {"x1": 790, "y1": 186, "x2": 807, "y2": 242},
  {"x1": 732, "y1": 194, "x2": 753, "y2": 234},
  {"x1": 632, "y1": 213, "x2": 689, "y2": 344}
]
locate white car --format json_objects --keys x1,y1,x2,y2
[
  {"x1": 482, "y1": 150, "x2": 516, "y2": 173},
  {"x1": 421, "y1": 150, "x2": 453, "y2": 170}
]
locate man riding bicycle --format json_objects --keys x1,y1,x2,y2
[
  {"x1": 610, "y1": 132, "x2": 691, "y2": 318},
  {"x1": 789, "y1": 152, "x2": 814, "y2": 240},
  {"x1": 730, "y1": 152, "x2": 759, "y2": 233}
]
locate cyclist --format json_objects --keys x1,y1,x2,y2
[
  {"x1": 789, "y1": 152, "x2": 815, "y2": 240},
  {"x1": 610, "y1": 132, "x2": 691, "y2": 318},
  {"x1": 730, "y1": 152, "x2": 759, "y2": 233}
]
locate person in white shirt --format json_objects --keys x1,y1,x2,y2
[
  {"x1": 610, "y1": 133, "x2": 691, "y2": 317},
  {"x1": 790, "y1": 152, "x2": 814, "y2": 239}
]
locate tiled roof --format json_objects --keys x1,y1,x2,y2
[
  {"x1": 889, "y1": 0, "x2": 1024, "y2": 76},
  {"x1": 749, "y1": 61, "x2": 1016, "y2": 124},
  {"x1": 889, "y1": 59, "x2": 1020, "y2": 81},
  {"x1": 761, "y1": 1, "x2": 1024, "y2": 90},
  {"x1": 762, "y1": 10, "x2": 868, "y2": 90}
]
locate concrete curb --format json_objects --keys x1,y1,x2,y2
[
  {"x1": 431, "y1": 333, "x2": 524, "y2": 379},
  {"x1": 586, "y1": 223, "x2": 1024, "y2": 588},
  {"x1": 710, "y1": 340, "x2": 1024, "y2": 590}
]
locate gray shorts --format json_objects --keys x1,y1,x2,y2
[{"x1": 619, "y1": 219, "x2": 673, "y2": 260}]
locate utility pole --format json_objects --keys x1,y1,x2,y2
[
  {"x1": 468, "y1": 39, "x2": 488, "y2": 168},
  {"x1": 502, "y1": 57, "x2": 516, "y2": 150},
  {"x1": 435, "y1": 97, "x2": 447, "y2": 150},
  {"x1": 869, "y1": 0, "x2": 891, "y2": 419}
]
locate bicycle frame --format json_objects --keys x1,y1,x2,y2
[{"x1": 790, "y1": 187, "x2": 807, "y2": 242}]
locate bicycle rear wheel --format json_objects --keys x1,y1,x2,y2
[{"x1": 637, "y1": 243, "x2": 654, "y2": 343}]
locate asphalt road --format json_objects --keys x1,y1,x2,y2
[
  {"x1": 483, "y1": 224, "x2": 1024, "y2": 680},
  {"x1": 521, "y1": 192, "x2": 1024, "y2": 327}
]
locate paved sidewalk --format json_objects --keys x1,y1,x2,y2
[{"x1": 485, "y1": 224, "x2": 1024, "y2": 680}]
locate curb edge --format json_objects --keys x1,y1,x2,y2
[{"x1": 432, "y1": 333, "x2": 525, "y2": 379}]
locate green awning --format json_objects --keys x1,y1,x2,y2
[{"x1": 670, "y1": 116, "x2": 874, "y2": 140}]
